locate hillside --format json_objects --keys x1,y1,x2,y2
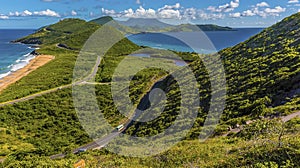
[
  {"x1": 166, "y1": 23, "x2": 234, "y2": 32},
  {"x1": 90, "y1": 16, "x2": 139, "y2": 34},
  {"x1": 118, "y1": 18, "x2": 172, "y2": 31},
  {"x1": 0, "y1": 13, "x2": 299, "y2": 167},
  {"x1": 125, "y1": 12, "x2": 300, "y2": 138},
  {"x1": 91, "y1": 16, "x2": 234, "y2": 33}
]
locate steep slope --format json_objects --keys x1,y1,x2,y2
[
  {"x1": 0, "y1": 19, "x2": 99, "y2": 102},
  {"x1": 221, "y1": 12, "x2": 300, "y2": 119},
  {"x1": 126, "y1": 12, "x2": 300, "y2": 138},
  {"x1": 0, "y1": 18, "x2": 140, "y2": 102},
  {"x1": 0, "y1": 18, "x2": 142, "y2": 160},
  {"x1": 90, "y1": 16, "x2": 114, "y2": 25}
]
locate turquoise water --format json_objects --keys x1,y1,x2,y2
[
  {"x1": 0, "y1": 29, "x2": 35, "y2": 78},
  {"x1": 127, "y1": 28, "x2": 264, "y2": 53}
]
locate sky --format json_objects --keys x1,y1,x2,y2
[{"x1": 0, "y1": 0, "x2": 299, "y2": 28}]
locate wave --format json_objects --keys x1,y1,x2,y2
[
  {"x1": 0, "y1": 71, "x2": 11, "y2": 79},
  {"x1": 0, "y1": 52, "x2": 35, "y2": 79}
]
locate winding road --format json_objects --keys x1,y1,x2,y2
[
  {"x1": 223, "y1": 111, "x2": 300, "y2": 136},
  {"x1": 0, "y1": 82, "x2": 110, "y2": 107},
  {"x1": 0, "y1": 47, "x2": 300, "y2": 161}
]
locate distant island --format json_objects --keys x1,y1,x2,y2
[{"x1": 90, "y1": 16, "x2": 234, "y2": 34}]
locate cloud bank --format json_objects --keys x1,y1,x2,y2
[
  {"x1": 8, "y1": 9, "x2": 60, "y2": 17},
  {"x1": 207, "y1": 0, "x2": 240, "y2": 13},
  {"x1": 229, "y1": 2, "x2": 286, "y2": 18},
  {"x1": 101, "y1": 3, "x2": 224, "y2": 20}
]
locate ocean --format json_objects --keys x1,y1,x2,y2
[
  {"x1": 127, "y1": 28, "x2": 264, "y2": 53},
  {"x1": 0, "y1": 29, "x2": 35, "y2": 79},
  {"x1": 0, "y1": 28, "x2": 264, "y2": 79}
]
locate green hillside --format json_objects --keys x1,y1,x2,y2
[
  {"x1": 90, "y1": 16, "x2": 139, "y2": 34},
  {"x1": 166, "y1": 23, "x2": 234, "y2": 32},
  {"x1": 124, "y1": 12, "x2": 300, "y2": 139},
  {"x1": 90, "y1": 16, "x2": 114, "y2": 25},
  {"x1": 0, "y1": 12, "x2": 300, "y2": 167},
  {"x1": 90, "y1": 16, "x2": 233, "y2": 33}
]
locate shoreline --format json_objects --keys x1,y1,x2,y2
[{"x1": 0, "y1": 55, "x2": 55, "y2": 92}]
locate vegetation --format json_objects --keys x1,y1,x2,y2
[
  {"x1": 90, "y1": 16, "x2": 139, "y2": 34},
  {"x1": 1, "y1": 118, "x2": 299, "y2": 167},
  {"x1": 91, "y1": 16, "x2": 234, "y2": 33},
  {"x1": 125, "y1": 12, "x2": 300, "y2": 140},
  {"x1": 0, "y1": 12, "x2": 300, "y2": 167},
  {"x1": 166, "y1": 24, "x2": 234, "y2": 32}
]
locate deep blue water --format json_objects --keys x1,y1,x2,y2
[
  {"x1": 127, "y1": 28, "x2": 264, "y2": 53},
  {"x1": 0, "y1": 29, "x2": 35, "y2": 78}
]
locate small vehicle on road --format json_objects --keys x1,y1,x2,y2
[
  {"x1": 78, "y1": 148, "x2": 87, "y2": 153},
  {"x1": 116, "y1": 124, "x2": 124, "y2": 131}
]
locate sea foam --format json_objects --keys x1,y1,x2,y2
[{"x1": 0, "y1": 52, "x2": 35, "y2": 79}]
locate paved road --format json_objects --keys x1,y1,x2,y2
[
  {"x1": 281, "y1": 111, "x2": 300, "y2": 122},
  {"x1": 50, "y1": 131, "x2": 120, "y2": 159},
  {"x1": 223, "y1": 111, "x2": 300, "y2": 136},
  {"x1": 0, "y1": 84, "x2": 72, "y2": 107},
  {"x1": 50, "y1": 76, "x2": 166, "y2": 159},
  {"x1": 0, "y1": 82, "x2": 110, "y2": 107}
]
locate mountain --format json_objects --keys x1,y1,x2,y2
[
  {"x1": 0, "y1": 13, "x2": 300, "y2": 167},
  {"x1": 118, "y1": 18, "x2": 173, "y2": 29},
  {"x1": 117, "y1": 18, "x2": 233, "y2": 32},
  {"x1": 90, "y1": 16, "x2": 234, "y2": 33},
  {"x1": 125, "y1": 12, "x2": 300, "y2": 138},
  {"x1": 90, "y1": 16, "x2": 139, "y2": 34},
  {"x1": 90, "y1": 16, "x2": 114, "y2": 25},
  {"x1": 166, "y1": 23, "x2": 234, "y2": 32}
]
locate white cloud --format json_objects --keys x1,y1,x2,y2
[
  {"x1": 256, "y1": 2, "x2": 269, "y2": 7},
  {"x1": 158, "y1": 9, "x2": 181, "y2": 19},
  {"x1": 33, "y1": 9, "x2": 60, "y2": 17},
  {"x1": 229, "y1": 12, "x2": 241, "y2": 18},
  {"x1": 121, "y1": 6, "x2": 157, "y2": 18},
  {"x1": 230, "y1": 4, "x2": 286, "y2": 18},
  {"x1": 102, "y1": 3, "x2": 181, "y2": 19},
  {"x1": 157, "y1": 4, "x2": 181, "y2": 19},
  {"x1": 136, "y1": 0, "x2": 141, "y2": 4},
  {"x1": 207, "y1": 0, "x2": 240, "y2": 13},
  {"x1": 101, "y1": 8, "x2": 116, "y2": 15},
  {"x1": 197, "y1": 11, "x2": 225, "y2": 20},
  {"x1": 288, "y1": 0, "x2": 299, "y2": 3},
  {"x1": 0, "y1": 15, "x2": 9, "y2": 19},
  {"x1": 229, "y1": 10, "x2": 257, "y2": 18},
  {"x1": 182, "y1": 8, "x2": 197, "y2": 20},
  {"x1": 8, "y1": 9, "x2": 60, "y2": 17},
  {"x1": 242, "y1": 10, "x2": 256, "y2": 16},
  {"x1": 264, "y1": 6, "x2": 286, "y2": 16},
  {"x1": 102, "y1": 3, "x2": 225, "y2": 20},
  {"x1": 159, "y1": 3, "x2": 181, "y2": 11},
  {"x1": 71, "y1": 10, "x2": 77, "y2": 16},
  {"x1": 180, "y1": 8, "x2": 224, "y2": 20},
  {"x1": 23, "y1": 10, "x2": 33, "y2": 16}
]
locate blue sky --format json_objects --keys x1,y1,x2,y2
[{"x1": 0, "y1": 0, "x2": 299, "y2": 28}]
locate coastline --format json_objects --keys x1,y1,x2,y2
[{"x1": 0, "y1": 55, "x2": 55, "y2": 92}]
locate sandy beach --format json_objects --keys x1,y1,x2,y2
[{"x1": 0, "y1": 55, "x2": 54, "y2": 92}]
